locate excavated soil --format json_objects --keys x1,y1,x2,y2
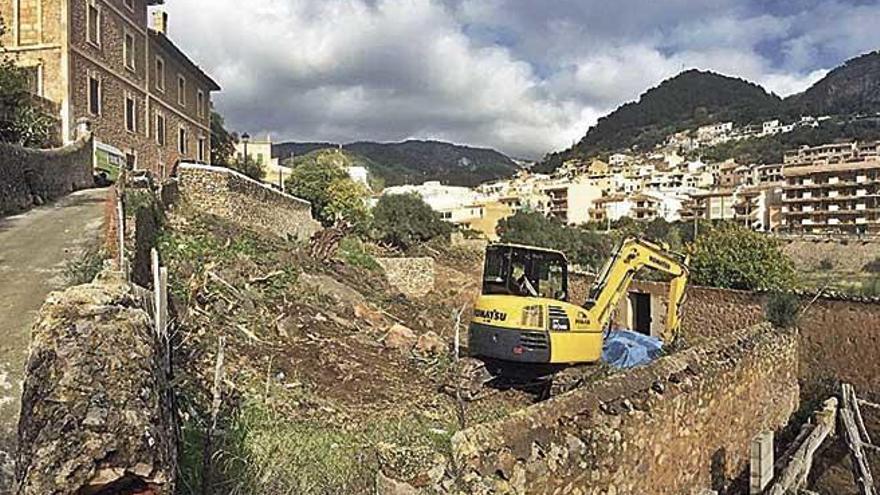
[{"x1": 160, "y1": 207, "x2": 533, "y2": 493}]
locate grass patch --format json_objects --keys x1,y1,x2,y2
[
  {"x1": 178, "y1": 400, "x2": 458, "y2": 495},
  {"x1": 337, "y1": 236, "x2": 381, "y2": 272},
  {"x1": 63, "y1": 245, "x2": 106, "y2": 285}
]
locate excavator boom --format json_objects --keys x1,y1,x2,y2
[{"x1": 585, "y1": 238, "x2": 689, "y2": 342}]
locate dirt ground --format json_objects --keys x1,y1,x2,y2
[
  {"x1": 160, "y1": 207, "x2": 535, "y2": 494},
  {"x1": 0, "y1": 188, "x2": 107, "y2": 492}
]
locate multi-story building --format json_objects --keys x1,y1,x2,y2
[
  {"x1": 733, "y1": 186, "x2": 783, "y2": 232},
  {"x1": 541, "y1": 178, "x2": 603, "y2": 225},
  {"x1": 781, "y1": 160, "x2": 880, "y2": 234},
  {"x1": 0, "y1": 1, "x2": 220, "y2": 177},
  {"x1": 683, "y1": 189, "x2": 738, "y2": 222},
  {"x1": 782, "y1": 141, "x2": 879, "y2": 165}
]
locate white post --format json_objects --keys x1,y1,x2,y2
[
  {"x1": 116, "y1": 194, "x2": 126, "y2": 275},
  {"x1": 151, "y1": 248, "x2": 162, "y2": 339},
  {"x1": 750, "y1": 431, "x2": 774, "y2": 494},
  {"x1": 160, "y1": 266, "x2": 169, "y2": 338}
]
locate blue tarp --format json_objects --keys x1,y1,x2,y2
[{"x1": 602, "y1": 330, "x2": 663, "y2": 369}]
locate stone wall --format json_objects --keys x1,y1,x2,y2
[
  {"x1": 798, "y1": 298, "x2": 880, "y2": 401},
  {"x1": 0, "y1": 133, "x2": 94, "y2": 215},
  {"x1": 450, "y1": 323, "x2": 799, "y2": 495},
  {"x1": 177, "y1": 164, "x2": 321, "y2": 242},
  {"x1": 16, "y1": 270, "x2": 176, "y2": 494},
  {"x1": 375, "y1": 257, "x2": 436, "y2": 298},
  {"x1": 617, "y1": 279, "x2": 880, "y2": 402},
  {"x1": 779, "y1": 235, "x2": 880, "y2": 272}
]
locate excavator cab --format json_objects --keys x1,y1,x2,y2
[{"x1": 482, "y1": 244, "x2": 569, "y2": 301}]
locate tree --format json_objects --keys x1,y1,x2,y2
[
  {"x1": 497, "y1": 211, "x2": 612, "y2": 272},
  {"x1": 323, "y1": 178, "x2": 371, "y2": 232},
  {"x1": 210, "y1": 111, "x2": 236, "y2": 166},
  {"x1": 284, "y1": 156, "x2": 369, "y2": 229},
  {"x1": 0, "y1": 16, "x2": 54, "y2": 147},
  {"x1": 686, "y1": 224, "x2": 796, "y2": 291},
  {"x1": 228, "y1": 156, "x2": 264, "y2": 181},
  {"x1": 371, "y1": 193, "x2": 452, "y2": 249}
]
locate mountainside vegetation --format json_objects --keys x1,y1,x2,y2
[
  {"x1": 787, "y1": 51, "x2": 880, "y2": 117},
  {"x1": 536, "y1": 70, "x2": 783, "y2": 172},
  {"x1": 539, "y1": 50, "x2": 880, "y2": 172},
  {"x1": 274, "y1": 139, "x2": 519, "y2": 187}
]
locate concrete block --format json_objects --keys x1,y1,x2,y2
[{"x1": 750, "y1": 431, "x2": 774, "y2": 494}]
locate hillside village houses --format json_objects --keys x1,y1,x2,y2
[{"x1": 0, "y1": 0, "x2": 221, "y2": 178}]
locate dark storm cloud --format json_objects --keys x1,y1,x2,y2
[{"x1": 161, "y1": 0, "x2": 880, "y2": 159}]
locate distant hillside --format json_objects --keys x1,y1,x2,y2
[
  {"x1": 787, "y1": 51, "x2": 880, "y2": 116},
  {"x1": 536, "y1": 70, "x2": 783, "y2": 172},
  {"x1": 273, "y1": 140, "x2": 519, "y2": 187},
  {"x1": 538, "y1": 51, "x2": 880, "y2": 173}
]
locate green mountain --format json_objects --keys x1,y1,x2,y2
[
  {"x1": 538, "y1": 51, "x2": 880, "y2": 173},
  {"x1": 786, "y1": 51, "x2": 880, "y2": 116},
  {"x1": 536, "y1": 70, "x2": 783, "y2": 172},
  {"x1": 273, "y1": 139, "x2": 519, "y2": 187}
]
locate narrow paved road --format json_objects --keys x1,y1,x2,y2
[{"x1": 0, "y1": 188, "x2": 106, "y2": 490}]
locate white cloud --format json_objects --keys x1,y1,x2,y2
[{"x1": 160, "y1": 0, "x2": 873, "y2": 159}]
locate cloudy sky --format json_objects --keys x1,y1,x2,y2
[{"x1": 161, "y1": 0, "x2": 880, "y2": 159}]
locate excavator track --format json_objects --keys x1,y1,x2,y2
[{"x1": 446, "y1": 357, "x2": 610, "y2": 401}]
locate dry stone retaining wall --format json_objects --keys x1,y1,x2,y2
[
  {"x1": 450, "y1": 323, "x2": 799, "y2": 495},
  {"x1": 376, "y1": 257, "x2": 436, "y2": 298},
  {"x1": 177, "y1": 164, "x2": 321, "y2": 242},
  {"x1": 622, "y1": 279, "x2": 880, "y2": 402},
  {"x1": 779, "y1": 235, "x2": 880, "y2": 272},
  {"x1": 0, "y1": 134, "x2": 94, "y2": 215}
]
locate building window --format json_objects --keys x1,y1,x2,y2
[
  {"x1": 123, "y1": 30, "x2": 135, "y2": 70},
  {"x1": 22, "y1": 65, "x2": 42, "y2": 96},
  {"x1": 178, "y1": 126, "x2": 187, "y2": 154},
  {"x1": 177, "y1": 74, "x2": 186, "y2": 106},
  {"x1": 15, "y1": 0, "x2": 41, "y2": 46},
  {"x1": 86, "y1": 0, "x2": 100, "y2": 46},
  {"x1": 156, "y1": 112, "x2": 166, "y2": 146},
  {"x1": 87, "y1": 72, "x2": 101, "y2": 116},
  {"x1": 125, "y1": 94, "x2": 136, "y2": 133},
  {"x1": 125, "y1": 150, "x2": 137, "y2": 170},
  {"x1": 155, "y1": 56, "x2": 165, "y2": 92},
  {"x1": 197, "y1": 137, "x2": 206, "y2": 162},
  {"x1": 124, "y1": 0, "x2": 134, "y2": 10},
  {"x1": 197, "y1": 89, "x2": 205, "y2": 118}
]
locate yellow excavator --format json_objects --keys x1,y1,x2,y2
[{"x1": 468, "y1": 237, "x2": 689, "y2": 367}]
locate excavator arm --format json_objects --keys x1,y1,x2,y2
[{"x1": 584, "y1": 237, "x2": 689, "y2": 343}]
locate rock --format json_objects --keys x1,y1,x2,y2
[
  {"x1": 299, "y1": 273, "x2": 366, "y2": 306},
  {"x1": 415, "y1": 331, "x2": 446, "y2": 356},
  {"x1": 384, "y1": 324, "x2": 417, "y2": 352},
  {"x1": 355, "y1": 303, "x2": 386, "y2": 327},
  {"x1": 377, "y1": 472, "x2": 420, "y2": 495}
]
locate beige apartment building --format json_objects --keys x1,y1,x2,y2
[
  {"x1": 783, "y1": 141, "x2": 879, "y2": 165},
  {"x1": 781, "y1": 160, "x2": 880, "y2": 234},
  {"x1": 0, "y1": 0, "x2": 220, "y2": 177}
]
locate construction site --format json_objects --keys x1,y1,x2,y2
[{"x1": 7, "y1": 164, "x2": 880, "y2": 495}]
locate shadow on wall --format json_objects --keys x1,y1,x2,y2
[{"x1": 0, "y1": 134, "x2": 95, "y2": 216}]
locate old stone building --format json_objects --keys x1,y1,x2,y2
[{"x1": 0, "y1": 0, "x2": 220, "y2": 177}]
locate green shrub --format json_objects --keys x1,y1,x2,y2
[
  {"x1": 765, "y1": 291, "x2": 801, "y2": 328},
  {"x1": 497, "y1": 211, "x2": 613, "y2": 272},
  {"x1": 687, "y1": 224, "x2": 797, "y2": 291},
  {"x1": 818, "y1": 258, "x2": 834, "y2": 270},
  {"x1": 371, "y1": 193, "x2": 452, "y2": 249}
]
